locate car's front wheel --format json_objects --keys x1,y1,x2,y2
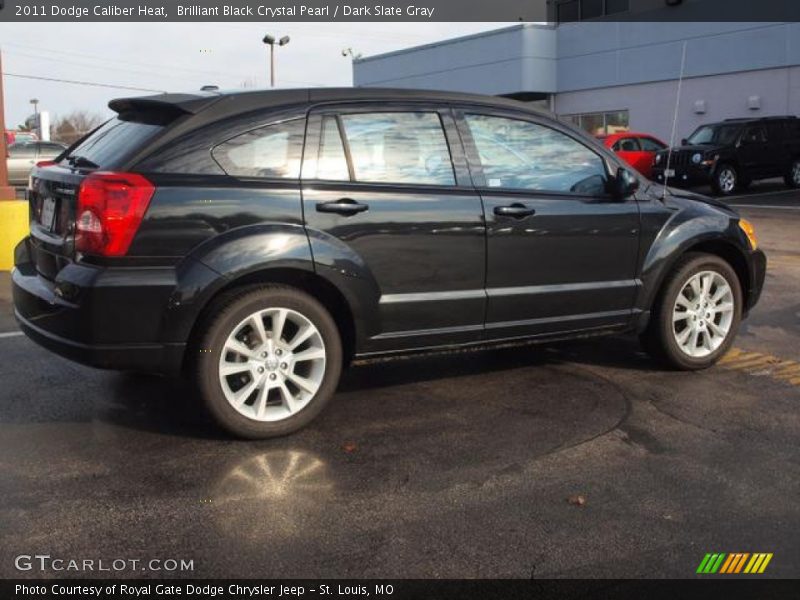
[
  {"x1": 642, "y1": 253, "x2": 742, "y2": 370},
  {"x1": 711, "y1": 164, "x2": 739, "y2": 196},
  {"x1": 785, "y1": 157, "x2": 800, "y2": 189},
  {"x1": 193, "y1": 285, "x2": 342, "y2": 439}
]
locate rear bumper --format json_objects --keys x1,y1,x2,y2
[
  {"x1": 12, "y1": 237, "x2": 185, "y2": 373},
  {"x1": 15, "y1": 308, "x2": 185, "y2": 372}
]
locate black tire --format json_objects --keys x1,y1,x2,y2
[
  {"x1": 710, "y1": 163, "x2": 739, "y2": 196},
  {"x1": 785, "y1": 157, "x2": 800, "y2": 189},
  {"x1": 640, "y1": 253, "x2": 742, "y2": 370},
  {"x1": 192, "y1": 285, "x2": 342, "y2": 439}
]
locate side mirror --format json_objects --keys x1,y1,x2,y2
[
  {"x1": 680, "y1": 138, "x2": 688, "y2": 146},
  {"x1": 613, "y1": 167, "x2": 640, "y2": 198}
]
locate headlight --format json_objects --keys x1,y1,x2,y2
[
  {"x1": 738, "y1": 219, "x2": 758, "y2": 251},
  {"x1": 692, "y1": 153, "x2": 703, "y2": 164},
  {"x1": 655, "y1": 154, "x2": 662, "y2": 164}
]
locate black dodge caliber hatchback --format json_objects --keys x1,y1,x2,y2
[{"x1": 13, "y1": 88, "x2": 766, "y2": 438}]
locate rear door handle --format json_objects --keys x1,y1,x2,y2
[
  {"x1": 494, "y1": 203, "x2": 535, "y2": 218},
  {"x1": 316, "y1": 198, "x2": 369, "y2": 216}
]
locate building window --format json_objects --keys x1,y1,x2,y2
[
  {"x1": 556, "y1": 0, "x2": 629, "y2": 22},
  {"x1": 562, "y1": 110, "x2": 630, "y2": 136}
]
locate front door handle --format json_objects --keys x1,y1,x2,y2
[
  {"x1": 316, "y1": 198, "x2": 369, "y2": 216},
  {"x1": 494, "y1": 203, "x2": 535, "y2": 218}
]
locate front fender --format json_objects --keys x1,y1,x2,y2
[{"x1": 635, "y1": 196, "x2": 749, "y2": 314}]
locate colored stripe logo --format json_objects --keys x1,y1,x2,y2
[{"x1": 696, "y1": 553, "x2": 773, "y2": 574}]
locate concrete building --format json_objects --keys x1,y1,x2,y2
[{"x1": 353, "y1": 20, "x2": 800, "y2": 143}]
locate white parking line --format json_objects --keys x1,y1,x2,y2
[
  {"x1": 0, "y1": 331, "x2": 24, "y2": 339},
  {"x1": 733, "y1": 204, "x2": 800, "y2": 210},
  {"x1": 727, "y1": 189, "x2": 800, "y2": 200}
]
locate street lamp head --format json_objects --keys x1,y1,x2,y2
[
  {"x1": 262, "y1": 34, "x2": 275, "y2": 45},
  {"x1": 30, "y1": 98, "x2": 39, "y2": 105},
  {"x1": 279, "y1": 36, "x2": 290, "y2": 46}
]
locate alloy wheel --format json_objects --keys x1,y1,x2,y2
[
  {"x1": 671, "y1": 270, "x2": 735, "y2": 358},
  {"x1": 717, "y1": 167, "x2": 736, "y2": 194},
  {"x1": 218, "y1": 307, "x2": 327, "y2": 422}
]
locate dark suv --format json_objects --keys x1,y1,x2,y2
[
  {"x1": 13, "y1": 89, "x2": 766, "y2": 438},
  {"x1": 652, "y1": 116, "x2": 800, "y2": 195}
]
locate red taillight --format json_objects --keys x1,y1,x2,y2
[
  {"x1": 76, "y1": 172, "x2": 154, "y2": 257},
  {"x1": 35, "y1": 160, "x2": 57, "y2": 168}
]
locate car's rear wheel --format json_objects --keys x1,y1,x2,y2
[
  {"x1": 785, "y1": 158, "x2": 800, "y2": 189},
  {"x1": 193, "y1": 285, "x2": 342, "y2": 439},
  {"x1": 711, "y1": 164, "x2": 738, "y2": 196},
  {"x1": 641, "y1": 253, "x2": 742, "y2": 370}
]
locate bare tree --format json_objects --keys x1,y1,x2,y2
[{"x1": 51, "y1": 110, "x2": 106, "y2": 145}]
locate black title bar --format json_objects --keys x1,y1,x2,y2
[{"x1": 1, "y1": 0, "x2": 800, "y2": 22}]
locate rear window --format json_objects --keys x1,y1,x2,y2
[{"x1": 64, "y1": 117, "x2": 164, "y2": 168}]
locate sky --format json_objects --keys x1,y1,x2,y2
[{"x1": 0, "y1": 22, "x2": 515, "y2": 129}]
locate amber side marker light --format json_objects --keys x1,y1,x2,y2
[{"x1": 738, "y1": 219, "x2": 758, "y2": 251}]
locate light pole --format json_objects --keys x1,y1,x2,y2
[{"x1": 262, "y1": 34, "x2": 290, "y2": 88}]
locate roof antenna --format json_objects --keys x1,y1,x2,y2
[{"x1": 663, "y1": 41, "x2": 688, "y2": 200}]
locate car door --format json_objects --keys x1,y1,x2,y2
[
  {"x1": 7, "y1": 143, "x2": 37, "y2": 185},
  {"x1": 301, "y1": 104, "x2": 486, "y2": 353},
  {"x1": 637, "y1": 136, "x2": 668, "y2": 179},
  {"x1": 455, "y1": 109, "x2": 641, "y2": 339},
  {"x1": 612, "y1": 136, "x2": 646, "y2": 174},
  {"x1": 737, "y1": 125, "x2": 770, "y2": 178}
]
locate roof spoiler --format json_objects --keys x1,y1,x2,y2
[{"x1": 108, "y1": 93, "x2": 221, "y2": 118}]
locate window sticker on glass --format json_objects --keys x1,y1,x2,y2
[{"x1": 488, "y1": 178, "x2": 502, "y2": 187}]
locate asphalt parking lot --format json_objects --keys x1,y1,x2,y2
[{"x1": 1, "y1": 181, "x2": 798, "y2": 579}]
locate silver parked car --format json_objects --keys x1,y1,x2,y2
[{"x1": 6, "y1": 142, "x2": 66, "y2": 186}]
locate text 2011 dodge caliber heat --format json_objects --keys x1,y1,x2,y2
[{"x1": 12, "y1": 88, "x2": 766, "y2": 438}]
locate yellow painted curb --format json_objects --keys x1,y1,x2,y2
[{"x1": 0, "y1": 200, "x2": 29, "y2": 271}]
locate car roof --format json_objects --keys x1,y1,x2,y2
[
  {"x1": 600, "y1": 131, "x2": 666, "y2": 144},
  {"x1": 109, "y1": 87, "x2": 551, "y2": 120}
]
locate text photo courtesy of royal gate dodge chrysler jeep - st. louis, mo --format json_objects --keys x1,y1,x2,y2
[{"x1": 0, "y1": 0, "x2": 799, "y2": 596}]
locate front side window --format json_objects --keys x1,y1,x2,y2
[
  {"x1": 639, "y1": 137, "x2": 667, "y2": 152},
  {"x1": 613, "y1": 138, "x2": 640, "y2": 152},
  {"x1": 465, "y1": 114, "x2": 609, "y2": 195},
  {"x1": 338, "y1": 112, "x2": 455, "y2": 186},
  {"x1": 212, "y1": 119, "x2": 305, "y2": 179},
  {"x1": 687, "y1": 125, "x2": 741, "y2": 146}
]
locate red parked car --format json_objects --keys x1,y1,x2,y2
[
  {"x1": 5, "y1": 130, "x2": 38, "y2": 147},
  {"x1": 598, "y1": 132, "x2": 667, "y2": 179}
]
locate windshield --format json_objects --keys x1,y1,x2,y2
[{"x1": 687, "y1": 124, "x2": 741, "y2": 146}]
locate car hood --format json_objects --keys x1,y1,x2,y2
[
  {"x1": 647, "y1": 182, "x2": 737, "y2": 214},
  {"x1": 657, "y1": 144, "x2": 725, "y2": 155}
]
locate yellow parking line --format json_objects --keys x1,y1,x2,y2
[{"x1": 719, "y1": 348, "x2": 800, "y2": 388}]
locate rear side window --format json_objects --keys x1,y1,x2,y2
[
  {"x1": 8, "y1": 143, "x2": 36, "y2": 158},
  {"x1": 67, "y1": 117, "x2": 163, "y2": 167},
  {"x1": 314, "y1": 116, "x2": 350, "y2": 181},
  {"x1": 338, "y1": 112, "x2": 455, "y2": 186},
  {"x1": 212, "y1": 119, "x2": 305, "y2": 179}
]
